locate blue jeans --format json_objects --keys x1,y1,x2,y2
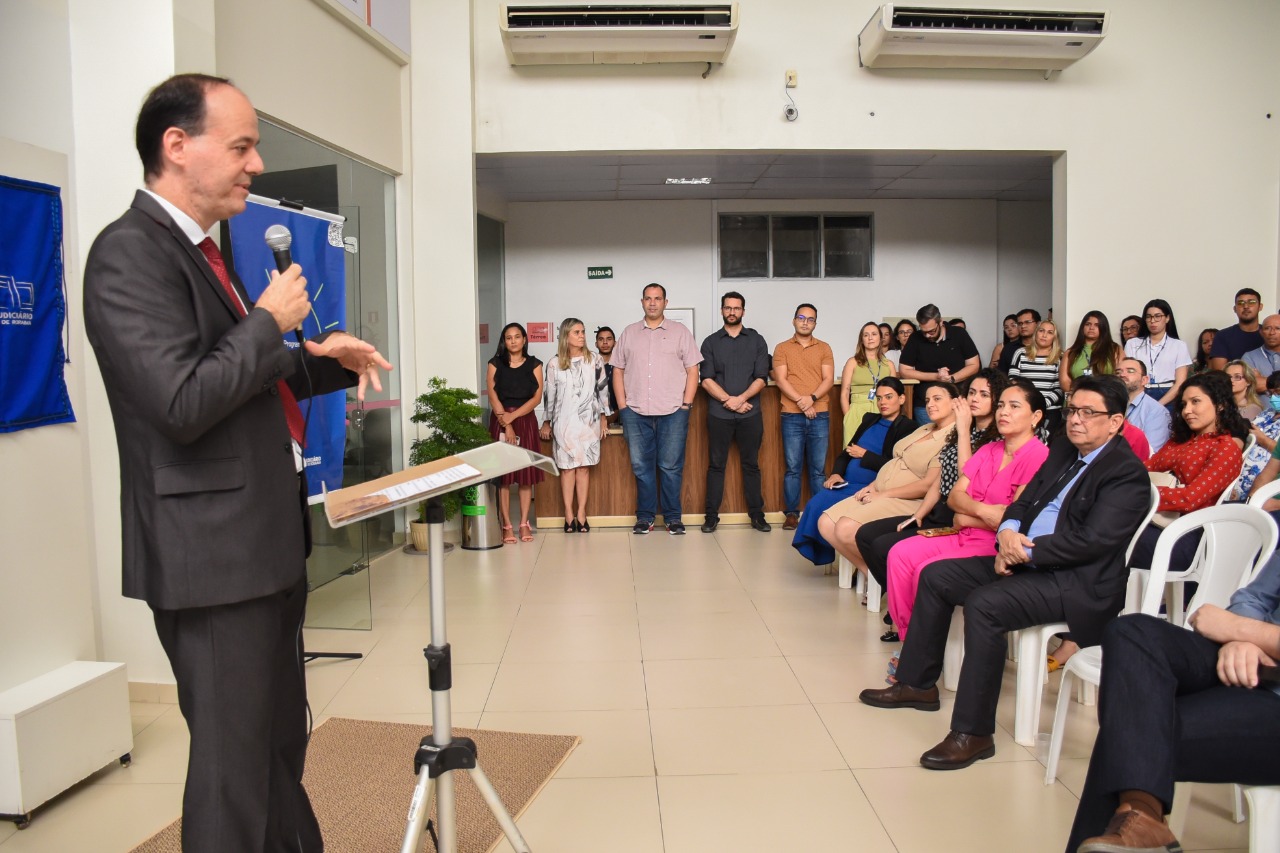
[
  {"x1": 781, "y1": 411, "x2": 830, "y2": 514},
  {"x1": 620, "y1": 407, "x2": 690, "y2": 524}
]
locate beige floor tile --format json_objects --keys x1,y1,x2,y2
[
  {"x1": 489, "y1": 776, "x2": 663, "y2": 853},
  {"x1": 360, "y1": 619, "x2": 514, "y2": 666},
  {"x1": 632, "y1": 564, "x2": 744, "y2": 593},
  {"x1": 514, "y1": 598, "x2": 639, "y2": 620},
  {"x1": 502, "y1": 615, "x2": 642, "y2": 662},
  {"x1": 99, "y1": 705, "x2": 190, "y2": 786},
  {"x1": 130, "y1": 701, "x2": 171, "y2": 736},
  {"x1": 485, "y1": 660, "x2": 647, "y2": 711},
  {"x1": 788, "y1": 651, "x2": 900, "y2": 704},
  {"x1": 1176, "y1": 783, "x2": 1251, "y2": 851},
  {"x1": 650, "y1": 704, "x2": 845, "y2": 775},
  {"x1": 639, "y1": 611, "x2": 781, "y2": 659},
  {"x1": 760, "y1": 607, "x2": 889, "y2": 655},
  {"x1": 478, "y1": 709, "x2": 655, "y2": 777},
  {"x1": 0, "y1": 778, "x2": 183, "y2": 852},
  {"x1": 303, "y1": 657, "x2": 360, "y2": 710},
  {"x1": 644, "y1": 657, "x2": 808, "y2": 709},
  {"x1": 634, "y1": 588, "x2": 755, "y2": 617},
  {"x1": 321, "y1": 662, "x2": 497, "y2": 716},
  {"x1": 659, "y1": 770, "x2": 897, "y2": 853},
  {"x1": 0, "y1": 821, "x2": 14, "y2": 845},
  {"x1": 856, "y1": 760, "x2": 1081, "y2": 852}
]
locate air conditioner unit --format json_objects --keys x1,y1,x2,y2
[
  {"x1": 858, "y1": 5, "x2": 1108, "y2": 73},
  {"x1": 500, "y1": 4, "x2": 738, "y2": 66}
]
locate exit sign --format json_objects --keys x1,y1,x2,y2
[{"x1": 588, "y1": 266, "x2": 613, "y2": 280}]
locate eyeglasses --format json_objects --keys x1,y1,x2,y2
[
  {"x1": 1237, "y1": 299, "x2": 1260, "y2": 307},
  {"x1": 1230, "y1": 374, "x2": 1247, "y2": 382},
  {"x1": 794, "y1": 315, "x2": 816, "y2": 323},
  {"x1": 1064, "y1": 406, "x2": 1113, "y2": 420},
  {"x1": 1143, "y1": 313, "x2": 1166, "y2": 321}
]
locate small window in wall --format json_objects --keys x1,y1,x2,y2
[{"x1": 718, "y1": 213, "x2": 873, "y2": 279}]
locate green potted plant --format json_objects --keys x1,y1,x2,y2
[{"x1": 407, "y1": 376, "x2": 492, "y2": 551}]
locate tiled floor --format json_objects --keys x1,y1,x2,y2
[{"x1": 1, "y1": 527, "x2": 1251, "y2": 851}]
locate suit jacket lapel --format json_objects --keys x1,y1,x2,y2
[{"x1": 130, "y1": 191, "x2": 244, "y2": 321}]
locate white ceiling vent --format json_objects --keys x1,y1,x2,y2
[
  {"x1": 858, "y1": 5, "x2": 1108, "y2": 73},
  {"x1": 500, "y1": 4, "x2": 738, "y2": 66}
]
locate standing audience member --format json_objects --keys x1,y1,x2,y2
[
  {"x1": 948, "y1": 318, "x2": 967, "y2": 330},
  {"x1": 878, "y1": 323, "x2": 897, "y2": 366},
  {"x1": 1192, "y1": 328, "x2": 1217, "y2": 375},
  {"x1": 540, "y1": 318, "x2": 611, "y2": 533},
  {"x1": 1065, "y1": 555, "x2": 1280, "y2": 853},
  {"x1": 595, "y1": 326, "x2": 619, "y2": 421},
  {"x1": 792, "y1": 378, "x2": 916, "y2": 566},
  {"x1": 1124, "y1": 299, "x2": 1191, "y2": 408},
  {"x1": 900, "y1": 304, "x2": 981, "y2": 423},
  {"x1": 1208, "y1": 287, "x2": 1264, "y2": 370},
  {"x1": 840, "y1": 321, "x2": 897, "y2": 444},
  {"x1": 1119, "y1": 315, "x2": 1144, "y2": 345},
  {"x1": 998, "y1": 308, "x2": 1042, "y2": 374},
  {"x1": 889, "y1": 319, "x2": 917, "y2": 370},
  {"x1": 1117, "y1": 358, "x2": 1172, "y2": 453},
  {"x1": 612, "y1": 283, "x2": 702, "y2": 535},
  {"x1": 1227, "y1": 360, "x2": 1263, "y2": 420},
  {"x1": 487, "y1": 323, "x2": 545, "y2": 544},
  {"x1": 1009, "y1": 320, "x2": 1065, "y2": 434},
  {"x1": 1242, "y1": 313, "x2": 1280, "y2": 394},
  {"x1": 1060, "y1": 310, "x2": 1123, "y2": 394},
  {"x1": 699, "y1": 292, "x2": 772, "y2": 533},
  {"x1": 774, "y1": 303, "x2": 836, "y2": 530},
  {"x1": 989, "y1": 314, "x2": 1020, "y2": 370}
]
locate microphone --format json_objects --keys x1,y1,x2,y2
[{"x1": 264, "y1": 225, "x2": 305, "y2": 338}]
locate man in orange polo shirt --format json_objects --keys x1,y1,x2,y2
[{"x1": 773, "y1": 302, "x2": 835, "y2": 529}]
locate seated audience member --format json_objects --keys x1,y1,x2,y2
[
  {"x1": 1242, "y1": 313, "x2": 1280, "y2": 393},
  {"x1": 1066, "y1": 555, "x2": 1280, "y2": 853},
  {"x1": 899, "y1": 304, "x2": 981, "y2": 424},
  {"x1": 792, "y1": 378, "x2": 916, "y2": 566},
  {"x1": 840, "y1": 322, "x2": 897, "y2": 444},
  {"x1": 999, "y1": 308, "x2": 1041, "y2": 374},
  {"x1": 1208, "y1": 287, "x2": 1264, "y2": 370},
  {"x1": 886, "y1": 379, "x2": 1050, "y2": 644},
  {"x1": 1227, "y1": 359, "x2": 1263, "y2": 420},
  {"x1": 989, "y1": 314, "x2": 1020, "y2": 370},
  {"x1": 1192, "y1": 327, "x2": 1216, "y2": 375},
  {"x1": 1124, "y1": 299, "x2": 1191, "y2": 408},
  {"x1": 858, "y1": 375, "x2": 1150, "y2": 771},
  {"x1": 1238, "y1": 376, "x2": 1280, "y2": 512},
  {"x1": 816, "y1": 384, "x2": 959, "y2": 582},
  {"x1": 1117, "y1": 357, "x2": 1172, "y2": 453},
  {"x1": 1119, "y1": 314, "x2": 1144, "y2": 346},
  {"x1": 1009, "y1": 319, "x2": 1065, "y2": 434},
  {"x1": 859, "y1": 370, "x2": 1009, "y2": 642},
  {"x1": 1060, "y1": 311, "x2": 1123, "y2": 394}
]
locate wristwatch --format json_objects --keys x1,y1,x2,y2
[
  {"x1": 810, "y1": 394, "x2": 819, "y2": 404},
  {"x1": 680, "y1": 403, "x2": 692, "y2": 410}
]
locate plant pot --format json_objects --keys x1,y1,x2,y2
[{"x1": 409, "y1": 520, "x2": 430, "y2": 552}]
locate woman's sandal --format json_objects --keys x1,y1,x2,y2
[
  {"x1": 502, "y1": 524, "x2": 517, "y2": 545},
  {"x1": 519, "y1": 521, "x2": 535, "y2": 543},
  {"x1": 885, "y1": 653, "x2": 900, "y2": 685},
  {"x1": 1046, "y1": 654, "x2": 1063, "y2": 674}
]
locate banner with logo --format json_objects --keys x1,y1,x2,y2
[
  {"x1": 0, "y1": 176, "x2": 74, "y2": 433},
  {"x1": 228, "y1": 199, "x2": 347, "y2": 500}
]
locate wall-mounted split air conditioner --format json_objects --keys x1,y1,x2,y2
[
  {"x1": 858, "y1": 5, "x2": 1108, "y2": 73},
  {"x1": 500, "y1": 4, "x2": 739, "y2": 66}
]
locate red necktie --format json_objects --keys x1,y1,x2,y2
[{"x1": 198, "y1": 238, "x2": 306, "y2": 446}]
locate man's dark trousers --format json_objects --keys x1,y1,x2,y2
[
  {"x1": 705, "y1": 414, "x2": 764, "y2": 519},
  {"x1": 1065, "y1": 614, "x2": 1280, "y2": 852}
]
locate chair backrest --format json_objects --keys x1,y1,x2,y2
[
  {"x1": 1219, "y1": 433, "x2": 1258, "y2": 504},
  {"x1": 1248, "y1": 477, "x2": 1280, "y2": 508},
  {"x1": 1124, "y1": 482, "x2": 1161, "y2": 565},
  {"x1": 1139, "y1": 503, "x2": 1278, "y2": 621}
]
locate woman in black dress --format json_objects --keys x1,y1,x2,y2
[{"x1": 486, "y1": 323, "x2": 545, "y2": 543}]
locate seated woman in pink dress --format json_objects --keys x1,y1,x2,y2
[{"x1": 886, "y1": 378, "x2": 1051, "y2": 641}]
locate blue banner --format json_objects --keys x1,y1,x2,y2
[
  {"x1": 0, "y1": 176, "x2": 74, "y2": 433},
  {"x1": 228, "y1": 201, "x2": 347, "y2": 500}
]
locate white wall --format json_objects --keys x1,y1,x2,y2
[
  {"x1": 504, "y1": 198, "x2": 1032, "y2": 372},
  {"x1": 473, "y1": 0, "x2": 1280, "y2": 341},
  {"x1": 997, "y1": 200, "x2": 1054, "y2": 339}
]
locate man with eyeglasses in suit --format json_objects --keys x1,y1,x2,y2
[{"x1": 1208, "y1": 288, "x2": 1264, "y2": 371}]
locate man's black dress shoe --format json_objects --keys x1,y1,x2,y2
[
  {"x1": 919, "y1": 731, "x2": 996, "y2": 770},
  {"x1": 701, "y1": 516, "x2": 719, "y2": 533},
  {"x1": 750, "y1": 516, "x2": 772, "y2": 532},
  {"x1": 858, "y1": 682, "x2": 940, "y2": 711}
]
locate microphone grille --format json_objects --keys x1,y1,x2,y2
[{"x1": 264, "y1": 224, "x2": 292, "y2": 250}]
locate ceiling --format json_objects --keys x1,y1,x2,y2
[{"x1": 475, "y1": 150, "x2": 1054, "y2": 203}]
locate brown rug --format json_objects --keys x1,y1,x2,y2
[{"x1": 131, "y1": 717, "x2": 579, "y2": 853}]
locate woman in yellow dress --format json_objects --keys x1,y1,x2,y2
[{"x1": 840, "y1": 322, "x2": 897, "y2": 444}]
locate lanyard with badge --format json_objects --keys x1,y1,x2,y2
[{"x1": 867, "y1": 357, "x2": 884, "y2": 400}]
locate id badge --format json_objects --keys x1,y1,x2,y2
[
  {"x1": 1082, "y1": 368, "x2": 1093, "y2": 376},
  {"x1": 867, "y1": 389, "x2": 877, "y2": 401}
]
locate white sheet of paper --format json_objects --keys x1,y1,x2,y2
[{"x1": 372, "y1": 463, "x2": 482, "y2": 502}]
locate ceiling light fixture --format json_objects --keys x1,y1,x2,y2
[{"x1": 665, "y1": 177, "x2": 712, "y2": 185}]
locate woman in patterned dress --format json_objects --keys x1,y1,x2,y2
[{"x1": 540, "y1": 318, "x2": 611, "y2": 532}]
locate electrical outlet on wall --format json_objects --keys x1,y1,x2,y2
[{"x1": 785, "y1": 70, "x2": 798, "y2": 88}]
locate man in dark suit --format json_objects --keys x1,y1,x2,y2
[
  {"x1": 859, "y1": 374, "x2": 1150, "y2": 770},
  {"x1": 83, "y1": 74, "x2": 392, "y2": 852}
]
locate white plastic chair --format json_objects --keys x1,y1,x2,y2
[
  {"x1": 1247, "y1": 476, "x2": 1280, "y2": 508},
  {"x1": 1009, "y1": 482, "x2": 1160, "y2": 747},
  {"x1": 1043, "y1": 503, "x2": 1277, "y2": 785},
  {"x1": 1242, "y1": 787, "x2": 1280, "y2": 851},
  {"x1": 841, "y1": 555, "x2": 882, "y2": 613}
]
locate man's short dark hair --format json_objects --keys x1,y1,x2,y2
[
  {"x1": 795, "y1": 302, "x2": 817, "y2": 318},
  {"x1": 1236, "y1": 288, "x2": 1262, "y2": 301},
  {"x1": 947, "y1": 317, "x2": 966, "y2": 328},
  {"x1": 595, "y1": 326, "x2": 615, "y2": 338},
  {"x1": 1120, "y1": 356, "x2": 1148, "y2": 377},
  {"x1": 916, "y1": 304, "x2": 942, "y2": 326},
  {"x1": 721, "y1": 291, "x2": 745, "y2": 308},
  {"x1": 1268, "y1": 371, "x2": 1280, "y2": 393},
  {"x1": 1017, "y1": 308, "x2": 1042, "y2": 323},
  {"x1": 643, "y1": 283, "x2": 667, "y2": 299},
  {"x1": 1071, "y1": 374, "x2": 1128, "y2": 416},
  {"x1": 135, "y1": 73, "x2": 231, "y2": 181}
]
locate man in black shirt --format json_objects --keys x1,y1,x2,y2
[
  {"x1": 899, "y1": 303, "x2": 981, "y2": 422},
  {"x1": 699, "y1": 292, "x2": 772, "y2": 532}
]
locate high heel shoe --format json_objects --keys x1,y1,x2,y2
[
  {"x1": 564, "y1": 520, "x2": 574, "y2": 533},
  {"x1": 570, "y1": 519, "x2": 583, "y2": 533},
  {"x1": 579, "y1": 518, "x2": 590, "y2": 533}
]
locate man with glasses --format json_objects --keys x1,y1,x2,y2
[
  {"x1": 899, "y1": 303, "x2": 982, "y2": 423},
  {"x1": 859, "y1": 375, "x2": 1149, "y2": 771},
  {"x1": 699, "y1": 292, "x2": 772, "y2": 533},
  {"x1": 1117, "y1": 358, "x2": 1172, "y2": 452},
  {"x1": 1242, "y1": 314, "x2": 1280, "y2": 395},
  {"x1": 773, "y1": 303, "x2": 835, "y2": 530},
  {"x1": 1208, "y1": 288, "x2": 1264, "y2": 371}
]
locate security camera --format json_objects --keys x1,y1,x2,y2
[{"x1": 784, "y1": 105, "x2": 798, "y2": 122}]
